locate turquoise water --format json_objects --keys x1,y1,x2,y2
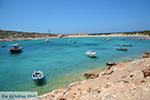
[{"x1": 0, "y1": 37, "x2": 150, "y2": 95}]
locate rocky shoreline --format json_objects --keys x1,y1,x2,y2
[{"x1": 37, "y1": 52, "x2": 150, "y2": 100}]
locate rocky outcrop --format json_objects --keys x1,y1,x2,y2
[
  {"x1": 38, "y1": 58, "x2": 150, "y2": 100},
  {"x1": 84, "y1": 66, "x2": 118, "y2": 79},
  {"x1": 143, "y1": 52, "x2": 150, "y2": 58},
  {"x1": 142, "y1": 65, "x2": 150, "y2": 78},
  {"x1": 84, "y1": 71, "x2": 103, "y2": 78}
]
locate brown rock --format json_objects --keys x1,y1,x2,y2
[
  {"x1": 143, "y1": 52, "x2": 150, "y2": 58},
  {"x1": 84, "y1": 71, "x2": 103, "y2": 78},
  {"x1": 97, "y1": 88, "x2": 102, "y2": 94},
  {"x1": 142, "y1": 66, "x2": 150, "y2": 78}
]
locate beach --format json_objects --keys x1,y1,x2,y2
[{"x1": 38, "y1": 53, "x2": 150, "y2": 100}]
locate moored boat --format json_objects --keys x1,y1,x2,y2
[
  {"x1": 116, "y1": 47, "x2": 127, "y2": 51},
  {"x1": 85, "y1": 50, "x2": 97, "y2": 58},
  {"x1": 106, "y1": 61, "x2": 115, "y2": 66},
  {"x1": 8, "y1": 44, "x2": 23, "y2": 53},
  {"x1": 121, "y1": 43, "x2": 132, "y2": 46},
  {"x1": 72, "y1": 41, "x2": 76, "y2": 43},
  {"x1": 32, "y1": 70, "x2": 43, "y2": 82},
  {"x1": 68, "y1": 39, "x2": 71, "y2": 42},
  {"x1": 45, "y1": 39, "x2": 50, "y2": 42},
  {"x1": 103, "y1": 39, "x2": 108, "y2": 42},
  {"x1": 1, "y1": 43, "x2": 6, "y2": 47}
]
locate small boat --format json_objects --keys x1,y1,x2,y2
[
  {"x1": 121, "y1": 43, "x2": 132, "y2": 46},
  {"x1": 85, "y1": 50, "x2": 97, "y2": 58},
  {"x1": 68, "y1": 39, "x2": 71, "y2": 42},
  {"x1": 8, "y1": 44, "x2": 23, "y2": 53},
  {"x1": 32, "y1": 70, "x2": 43, "y2": 82},
  {"x1": 45, "y1": 39, "x2": 50, "y2": 42},
  {"x1": 107, "y1": 38, "x2": 111, "y2": 40},
  {"x1": 116, "y1": 47, "x2": 127, "y2": 51},
  {"x1": 103, "y1": 39, "x2": 108, "y2": 42},
  {"x1": 51, "y1": 41, "x2": 54, "y2": 43},
  {"x1": 106, "y1": 61, "x2": 115, "y2": 66},
  {"x1": 1, "y1": 43, "x2": 6, "y2": 47},
  {"x1": 72, "y1": 41, "x2": 76, "y2": 43}
]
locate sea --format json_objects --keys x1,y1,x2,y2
[{"x1": 0, "y1": 37, "x2": 150, "y2": 95}]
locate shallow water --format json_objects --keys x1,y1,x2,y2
[{"x1": 0, "y1": 37, "x2": 150, "y2": 95}]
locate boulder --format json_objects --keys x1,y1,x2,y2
[
  {"x1": 84, "y1": 71, "x2": 103, "y2": 78},
  {"x1": 142, "y1": 66, "x2": 150, "y2": 78},
  {"x1": 143, "y1": 52, "x2": 150, "y2": 58}
]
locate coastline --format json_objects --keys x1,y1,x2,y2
[
  {"x1": 37, "y1": 52, "x2": 150, "y2": 100},
  {"x1": 0, "y1": 33, "x2": 149, "y2": 42},
  {"x1": 1, "y1": 33, "x2": 150, "y2": 99}
]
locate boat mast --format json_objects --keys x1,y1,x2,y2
[{"x1": 48, "y1": 29, "x2": 51, "y2": 34}]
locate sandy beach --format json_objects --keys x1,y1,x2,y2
[{"x1": 37, "y1": 52, "x2": 150, "y2": 100}]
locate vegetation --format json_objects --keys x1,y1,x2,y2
[
  {"x1": 0, "y1": 30, "x2": 58, "y2": 40},
  {"x1": 123, "y1": 30, "x2": 150, "y2": 36},
  {"x1": 88, "y1": 33, "x2": 112, "y2": 35}
]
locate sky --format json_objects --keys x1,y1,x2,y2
[{"x1": 0, "y1": 0, "x2": 150, "y2": 34}]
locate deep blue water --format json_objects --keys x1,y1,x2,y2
[{"x1": 0, "y1": 37, "x2": 150, "y2": 95}]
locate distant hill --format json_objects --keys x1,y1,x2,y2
[{"x1": 0, "y1": 30, "x2": 58, "y2": 40}]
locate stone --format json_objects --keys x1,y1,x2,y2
[
  {"x1": 130, "y1": 73, "x2": 134, "y2": 78},
  {"x1": 98, "y1": 71, "x2": 105, "y2": 77},
  {"x1": 142, "y1": 66, "x2": 150, "y2": 78},
  {"x1": 143, "y1": 52, "x2": 150, "y2": 58}
]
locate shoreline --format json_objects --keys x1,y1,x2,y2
[
  {"x1": 0, "y1": 33, "x2": 149, "y2": 42},
  {"x1": 37, "y1": 52, "x2": 150, "y2": 100}
]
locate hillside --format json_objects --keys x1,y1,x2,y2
[{"x1": 0, "y1": 30, "x2": 59, "y2": 41}]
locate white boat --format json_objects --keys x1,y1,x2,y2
[
  {"x1": 85, "y1": 50, "x2": 97, "y2": 58},
  {"x1": 107, "y1": 38, "x2": 111, "y2": 40},
  {"x1": 45, "y1": 39, "x2": 50, "y2": 42},
  {"x1": 103, "y1": 39, "x2": 108, "y2": 42},
  {"x1": 68, "y1": 39, "x2": 71, "y2": 42},
  {"x1": 116, "y1": 47, "x2": 127, "y2": 51},
  {"x1": 32, "y1": 70, "x2": 43, "y2": 82},
  {"x1": 1, "y1": 43, "x2": 6, "y2": 47},
  {"x1": 121, "y1": 43, "x2": 132, "y2": 46}
]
